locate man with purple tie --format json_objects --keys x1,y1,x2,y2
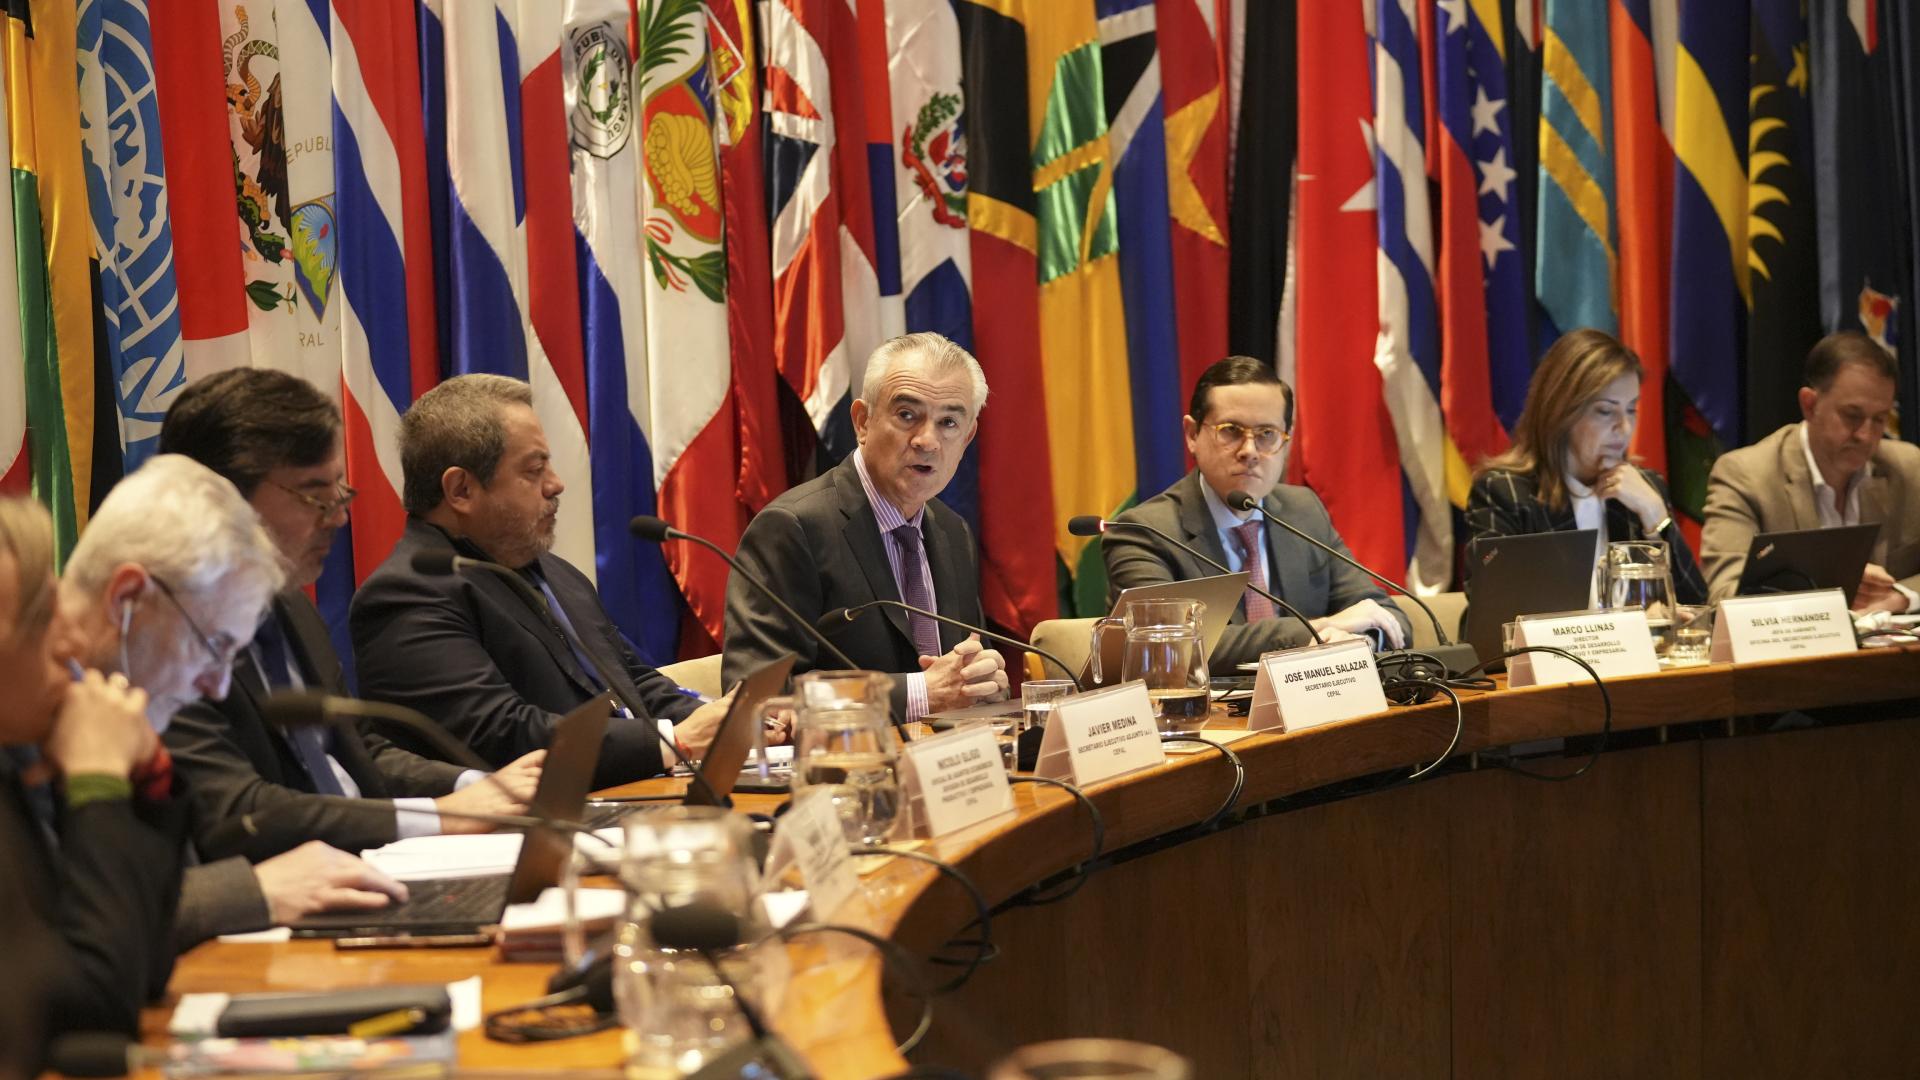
[
  {"x1": 723, "y1": 333, "x2": 1009, "y2": 722},
  {"x1": 1102, "y1": 356, "x2": 1409, "y2": 668}
]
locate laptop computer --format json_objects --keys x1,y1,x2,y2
[
  {"x1": 291, "y1": 692, "x2": 617, "y2": 937},
  {"x1": 583, "y1": 652, "x2": 796, "y2": 823},
  {"x1": 1736, "y1": 523, "x2": 1880, "y2": 604},
  {"x1": 1463, "y1": 529, "x2": 1600, "y2": 671},
  {"x1": 1083, "y1": 572, "x2": 1252, "y2": 688}
]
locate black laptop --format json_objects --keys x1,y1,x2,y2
[
  {"x1": 1464, "y1": 529, "x2": 1600, "y2": 671},
  {"x1": 291, "y1": 692, "x2": 617, "y2": 937},
  {"x1": 1736, "y1": 523, "x2": 1880, "y2": 604}
]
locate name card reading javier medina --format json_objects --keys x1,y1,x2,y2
[
  {"x1": 900, "y1": 725, "x2": 1014, "y2": 839},
  {"x1": 1034, "y1": 681, "x2": 1166, "y2": 786},
  {"x1": 1711, "y1": 589, "x2": 1856, "y2": 663},
  {"x1": 1247, "y1": 637, "x2": 1389, "y2": 733},
  {"x1": 1509, "y1": 608, "x2": 1660, "y2": 687}
]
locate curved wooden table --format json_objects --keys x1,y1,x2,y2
[{"x1": 150, "y1": 646, "x2": 1920, "y2": 1077}]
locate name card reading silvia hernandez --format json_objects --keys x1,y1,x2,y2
[
  {"x1": 1711, "y1": 589, "x2": 1856, "y2": 663},
  {"x1": 1247, "y1": 637, "x2": 1389, "y2": 732},
  {"x1": 900, "y1": 725, "x2": 1014, "y2": 839},
  {"x1": 1035, "y1": 680, "x2": 1166, "y2": 786},
  {"x1": 1509, "y1": 608, "x2": 1660, "y2": 687}
]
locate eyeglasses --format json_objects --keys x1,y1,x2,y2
[
  {"x1": 1200, "y1": 421, "x2": 1291, "y2": 456},
  {"x1": 150, "y1": 575, "x2": 244, "y2": 671},
  {"x1": 267, "y1": 478, "x2": 357, "y2": 523}
]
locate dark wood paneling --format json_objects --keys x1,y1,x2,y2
[
  {"x1": 1245, "y1": 782, "x2": 1451, "y2": 1080},
  {"x1": 1702, "y1": 718, "x2": 1920, "y2": 1077},
  {"x1": 1449, "y1": 744, "x2": 1703, "y2": 1079}
]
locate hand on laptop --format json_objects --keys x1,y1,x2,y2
[
  {"x1": 433, "y1": 749, "x2": 545, "y2": 834},
  {"x1": 255, "y1": 841, "x2": 410, "y2": 925},
  {"x1": 920, "y1": 634, "x2": 1009, "y2": 712},
  {"x1": 1312, "y1": 599, "x2": 1407, "y2": 650},
  {"x1": 672, "y1": 690, "x2": 736, "y2": 760},
  {"x1": 1853, "y1": 563, "x2": 1909, "y2": 615}
]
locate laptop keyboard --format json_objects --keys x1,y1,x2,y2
[{"x1": 292, "y1": 874, "x2": 512, "y2": 933}]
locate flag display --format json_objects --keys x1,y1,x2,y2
[{"x1": 8, "y1": 0, "x2": 1920, "y2": 646}]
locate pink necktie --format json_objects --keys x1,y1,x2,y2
[{"x1": 1231, "y1": 521, "x2": 1276, "y2": 622}]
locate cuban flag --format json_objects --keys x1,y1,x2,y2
[{"x1": 1371, "y1": 0, "x2": 1450, "y2": 591}]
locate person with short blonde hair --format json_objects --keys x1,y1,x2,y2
[{"x1": 1465, "y1": 328, "x2": 1707, "y2": 603}]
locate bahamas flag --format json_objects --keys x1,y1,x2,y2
[
  {"x1": 1023, "y1": 0, "x2": 1135, "y2": 614},
  {"x1": 7, "y1": 0, "x2": 117, "y2": 557},
  {"x1": 1669, "y1": 1, "x2": 1746, "y2": 451},
  {"x1": 1536, "y1": 0, "x2": 1615, "y2": 336}
]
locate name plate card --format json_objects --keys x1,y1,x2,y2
[
  {"x1": 1247, "y1": 637, "x2": 1389, "y2": 733},
  {"x1": 1035, "y1": 681, "x2": 1166, "y2": 786},
  {"x1": 774, "y1": 788, "x2": 858, "y2": 919},
  {"x1": 900, "y1": 725, "x2": 1014, "y2": 839},
  {"x1": 1509, "y1": 608, "x2": 1660, "y2": 687},
  {"x1": 1711, "y1": 589, "x2": 1856, "y2": 663}
]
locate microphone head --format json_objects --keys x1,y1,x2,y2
[
  {"x1": 813, "y1": 607, "x2": 854, "y2": 631},
  {"x1": 1226, "y1": 490, "x2": 1258, "y2": 513},
  {"x1": 46, "y1": 1033, "x2": 135, "y2": 1078},
  {"x1": 628, "y1": 515, "x2": 674, "y2": 543},
  {"x1": 1066, "y1": 515, "x2": 1106, "y2": 537},
  {"x1": 650, "y1": 902, "x2": 744, "y2": 952},
  {"x1": 260, "y1": 690, "x2": 332, "y2": 729},
  {"x1": 409, "y1": 548, "x2": 461, "y2": 577}
]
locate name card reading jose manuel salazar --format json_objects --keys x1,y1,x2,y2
[
  {"x1": 1247, "y1": 637, "x2": 1388, "y2": 732},
  {"x1": 1509, "y1": 608, "x2": 1659, "y2": 687},
  {"x1": 900, "y1": 725, "x2": 1014, "y2": 838},
  {"x1": 1035, "y1": 681, "x2": 1166, "y2": 786},
  {"x1": 1711, "y1": 589, "x2": 1856, "y2": 663}
]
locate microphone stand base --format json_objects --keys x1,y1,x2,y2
[{"x1": 687, "y1": 1034, "x2": 814, "y2": 1080}]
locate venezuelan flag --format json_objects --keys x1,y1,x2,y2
[{"x1": 7, "y1": 0, "x2": 113, "y2": 559}]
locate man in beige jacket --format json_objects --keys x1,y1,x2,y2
[{"x1": 1701, "y1": 331, "x2": 1920, "y2": 610}]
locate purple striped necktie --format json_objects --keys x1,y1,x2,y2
[
  {"x1": 1231, "y1": 521, "x2": 1277, "y2": 622},
  {"x1": 890, "y1": 524, "x2": 944, "y2": 658}
]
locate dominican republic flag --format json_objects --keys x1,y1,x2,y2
[{"x1": 1371, "y1": 0, "x2": 1450, "y2": 591}]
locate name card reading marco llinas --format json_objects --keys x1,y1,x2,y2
[
  {"x1": 1711, "y1": 589, "x2": 1856, "y2": 663},
  {"x1": 1247, "y1": 636, "x2": 1388, "y2": 732},
  {"x1": 1035, "y1": 681, "x2": 1166, "y2": 786},
  {"x1": 1508, "y1": 608, "x2": 1660, "y2": 687},
  {"x1": 900, "y1": 724, "x2": 1014, "y2": 838}
]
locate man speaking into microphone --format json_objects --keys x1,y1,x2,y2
[
  {"x1": 1103, "y1": 357, "x2": 1409, "y2": 668},
  {"x1": 723, "y1": 333, "x2": 1009, "y2": 722}
]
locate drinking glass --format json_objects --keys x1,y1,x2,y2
[
  {"x1": 1605, "y1": 541, "x2": 1678, "y2": 655},
  {"x1": 948, "y1": 715, "x2": 1018, "y2": 772},
  {"x1": 988, "y1": 1039, "x2": 1193, "y2": 1080},
  {"x1": 1021, "y1": 679, "x2": 1076, "y2": 734},
  {"x1": 792, "y1": 670, "x2": 902, "y2": 845},
  {"x1": 1667, "y1": 604, "x2": 1713, "y2": 665}
]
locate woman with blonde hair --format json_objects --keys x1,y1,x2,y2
[{"x1": 1466, "y1": 327, "x2": 1707, "y2": 603}]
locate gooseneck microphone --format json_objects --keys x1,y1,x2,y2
[
  {"x1": 818, "y1": 600, "x2": 1085, "y2": 692},
  {"x1": 630, "y1": 515, "x2": 913, "y2": 741},
  {"x1": 1223, "y1": 490, "x2": 1478, "y2": 673},
  {"x1": 628, "y1": 516, "x2": 863, "y2": 673},
  {"x1": 412, "y1": 549, "x2": 725, "y2": 794},
  {"x1": 1068, "y1": 514, "x2": 1324, "y2": 646},
  {"x1": 265, "y1": 688, "x2": 494, "y2": 771}
]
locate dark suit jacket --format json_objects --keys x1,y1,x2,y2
[
  {"x1": 167, "y1": 590, "x2": 469, "y2": 859},
  {"x1": 0, "y1": 753, "x2": 182, "y2": 1046},
  {"x1": 1102, "y1": 471, "x2": 1411, "y2": 669},
  {"x1": 723, "y1": 454, "x2": 982, "y2": 717},
  {"x1": 351, "y1": 519, "x2": 696, "y2": 788},
  {"x1": 1701, "y1": 422, "x2": 1920, "y2": 601},
  {"x1": 1465, "y1": 467, "x2": 1708, "y2": 604}
]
